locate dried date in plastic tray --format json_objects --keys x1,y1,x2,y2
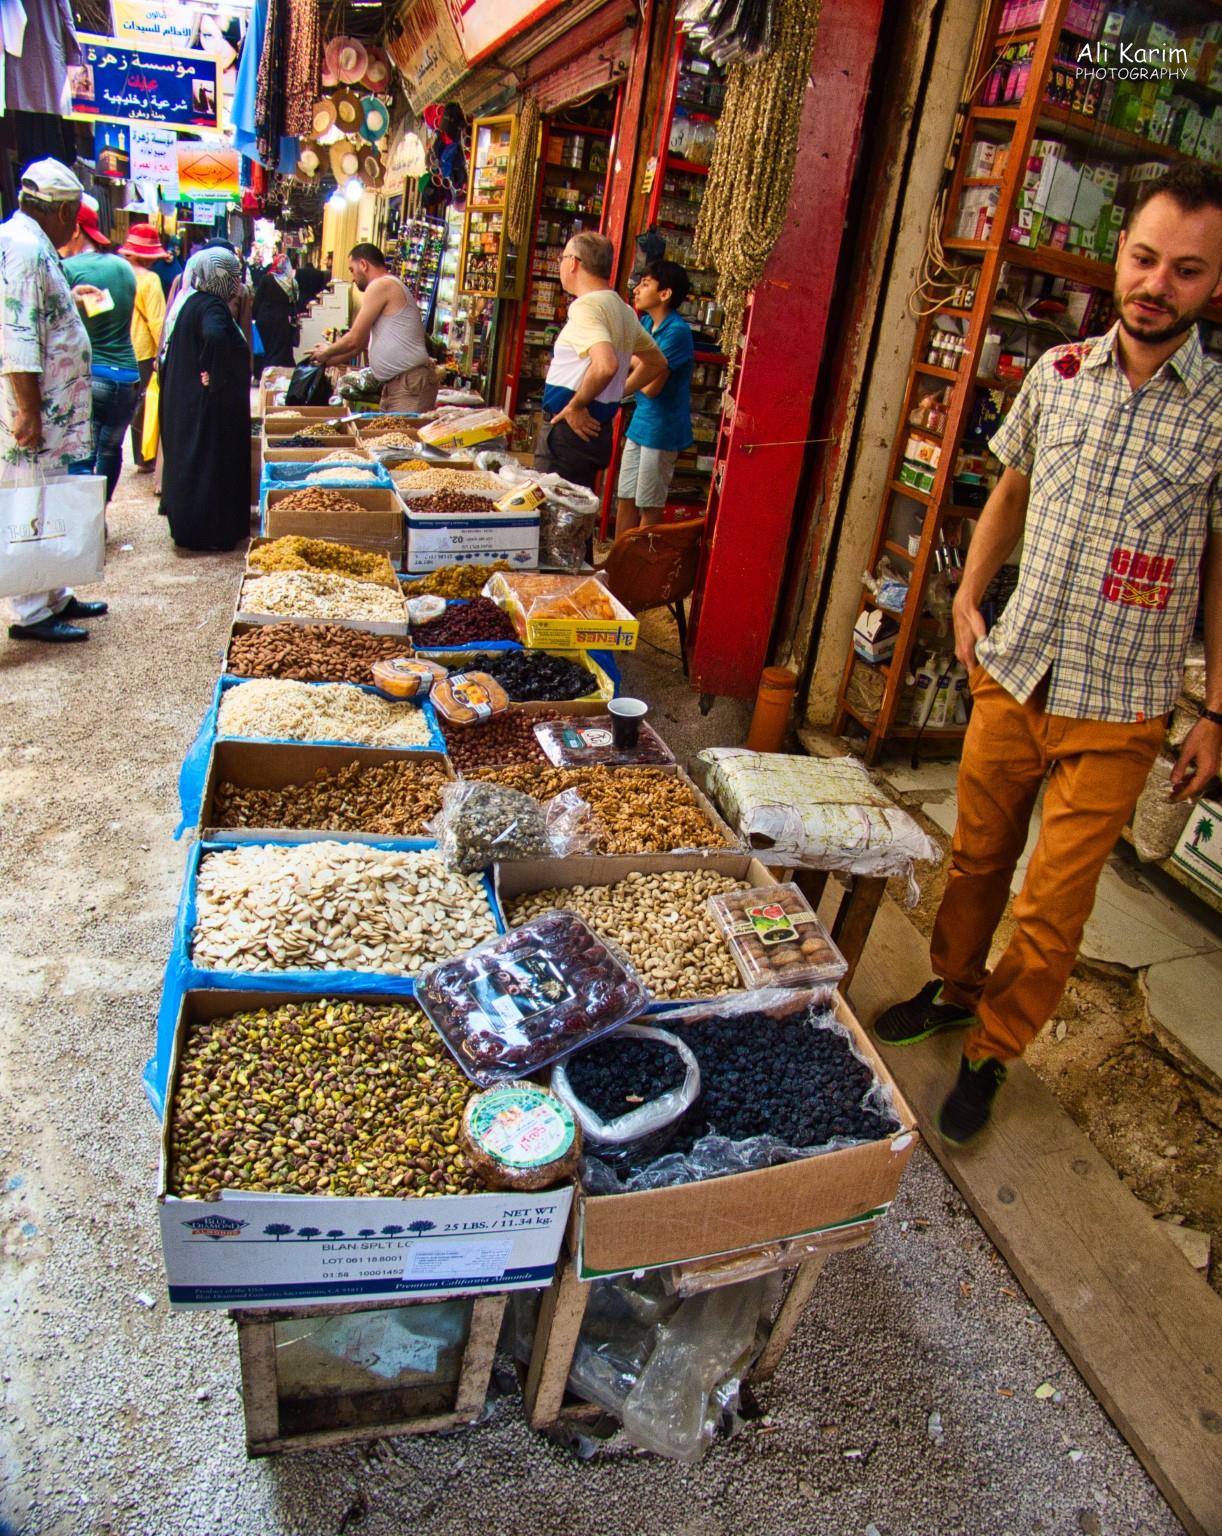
[
  {"x1": 534, "y1": 715, "x2": 675, "y2": 768},
  {"x1": 416, "y1": 911, "x2": 649, "y2": 1087}
]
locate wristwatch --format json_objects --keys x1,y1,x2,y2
[{"x1": 1203, "y1": 708, "x2": 1222, "y2": 726}]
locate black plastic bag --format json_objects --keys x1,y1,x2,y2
[{"x1": 285, "y1": 363, "x2": 332, "y2": 407}]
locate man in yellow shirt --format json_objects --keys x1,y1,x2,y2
[{"x1": 119, "y1": 224, "x2": 167, "y2": 472}]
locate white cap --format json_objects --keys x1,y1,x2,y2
[
  {"x1": 81, "y1": 192, "x2": 100, "y2": 216},
  {"x1": 20, "y1": 158, "x2": 84, "y2": 204}
]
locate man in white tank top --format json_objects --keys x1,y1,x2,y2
[{"x1": 309, "y1": 242, "x2": 440, "y2": 412}]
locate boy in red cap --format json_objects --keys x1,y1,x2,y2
[{"x1": 119, "y1": 224, "x2": 167, "y2": 470}]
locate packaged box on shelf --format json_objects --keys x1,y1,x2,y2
[
  {"x1": 898, "y1": 460, "x2": 935, "y2": 497},
  {"x1": 262, "y1": 486, "x2": 404, "y2": 565},
  {"x1": 853, "y1": 609, "x2": 899, "y2": 665},
  {"x1": 157, "y1": 990, "x2": 573, "y2": 1311},
  {"x1": 564, "y1": 990, "x2": 918, "y2": 1281},
  {"x1": 903, "y1": 435, "x2": 941, "y2": 471},
  {"x1": 1170, "y1": 798, "x2": 1222, "y2": 899}
]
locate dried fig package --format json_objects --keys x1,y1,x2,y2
[
  {"x1": 417, "y1": 912, "x2": 648, "y2": 1086},
  {"x1": 707, "y1": 883, "x2": 847, "y2": 991}
]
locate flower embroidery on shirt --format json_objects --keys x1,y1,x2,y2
[{"x1": 1051, "y1": 343, "x2": 1089, "y2": 379}]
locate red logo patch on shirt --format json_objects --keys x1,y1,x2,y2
[
  {"x1": 1101, "y1": 547, "x2": 1175, "y2": 610},
  {"x1": 1052, "y1": 343, "x2": 1089, "y2": 379}
]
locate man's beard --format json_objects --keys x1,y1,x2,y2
[{"x1": 1115, "y1": 287, "x2": 1198, "y2": 346}]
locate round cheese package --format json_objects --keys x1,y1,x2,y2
[{"x1": 461, "y1": 1085, "x2": 581, "y2": 1191}]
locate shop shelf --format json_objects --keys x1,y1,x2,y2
[
  {"x1": 665, "y1": 156, "x2": 711, "y2": 176},
  {"x1": 1037, "y1": 104, "x2": 1192, "y2": 165},
  {"x1": 889, "y1": 480, "x2": 932, "y2": 506},
  {"x1": 913, "y1": 362, "x2": 961, "y2": 381},
  {"x1": 884, "y1": 539, "x2": 917, "y2": 562}
]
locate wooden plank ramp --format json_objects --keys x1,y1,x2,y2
[{"x1": 847, "y1": 897, "x2": 1222, "y2": 1536}]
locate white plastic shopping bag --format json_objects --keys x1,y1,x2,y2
[{"x1": 0, "y1": 470, "x2": 106, "y2": 599}]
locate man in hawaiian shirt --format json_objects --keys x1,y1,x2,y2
[
  {"x1": 875, "y1": 163, "x2": 1222, "y2": 1144},
  {"x1": 1, "y1": 159, "x2": 109, "y2": 643}
]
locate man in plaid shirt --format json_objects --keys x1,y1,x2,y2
[{"x1": 876, "y1": 164, "x2": 1222, "y2": 1143}]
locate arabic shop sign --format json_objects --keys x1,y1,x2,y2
[
  {"x1": 67, "y1": 34, "x2": 223, "y2": 132},
  {"x1": 390, "y1": 0, "x2": 467, "y2": 114}
]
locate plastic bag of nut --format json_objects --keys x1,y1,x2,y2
[
  {"x1": 427, "y1": 781, "x2": 594, "y2": 873},
  {"x1": 706, "y1": 883, "x2": 846, "y2": 992},
  {"x1": 416, "y1": 910, "x2": 649, "y2": 1086}
]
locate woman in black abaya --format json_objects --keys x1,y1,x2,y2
[{"x1": 159, "y1": 248, "x2": 251, "y2": 552}]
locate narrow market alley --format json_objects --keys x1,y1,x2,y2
[{"x1": 0, "y1": 470, "x2": 1189, "y2": 1535}]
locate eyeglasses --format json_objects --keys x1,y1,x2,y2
[{"x1": 560, "y1": 253, "x2": 579, "y2": 267}]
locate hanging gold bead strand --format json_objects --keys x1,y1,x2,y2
[
  {"x1": 693, "y1": 0, "x2": 823, "y2": 357},
  {"x1": 506, "y1": 96, "x2": 542, "y2": 251}
]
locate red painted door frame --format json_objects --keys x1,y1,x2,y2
[{"x1": 687, "y1": 0, "x2": 886, "y2": 699}]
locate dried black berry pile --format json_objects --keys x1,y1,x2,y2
[
  {"x1": 666, "y1": 1008, "x2": 898, "y2": 1150},
  {"x1": 565, "y1": 1036, "x2": 687, "y2": 1121},
  {"x1": 460, "y1": 650, "x2": 596, "y2": 702}
]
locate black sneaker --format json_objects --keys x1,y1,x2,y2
[
  {"x1": 938, "y1": 1056, "x2": 1006, "y2": 1145},
  {"x1": 874, "y1": 980, "x2": 975, "y2": 1046}
]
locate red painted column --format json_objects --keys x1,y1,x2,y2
[{"x1": 688, "y1": 0, "x2": 886, "y2": 698}]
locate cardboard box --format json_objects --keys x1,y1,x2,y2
[
  {"x1": 196, "y1": 739, "x2": 453, "y2": 842},
  {"x1": 263, "y1": 485, "x2": 404, "y2": 564},
  {"x1": 1170, "y1": 796, "x2": 1222, "y2": 899},
  {"x1": 157, "y1": 988, "x2": 572, "y2": 1310},
  {"x1": 568, "y1": 990, "x2": 918, "y2": 1279}
]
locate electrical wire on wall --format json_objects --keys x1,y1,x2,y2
[{"x1": 907, "y1": 12, "x2": 1034, "y2": 319}]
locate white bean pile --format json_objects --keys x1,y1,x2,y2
[
  {"x1": 193, "y1": 842, "x2": 496, "y2": 974},
  {"x1": 240, "y1": 570, "x2": 408, "y2": 623},
  {"x1": 392, "y1": 468, "x2": 506, "y2": 495},
  {"x1": 217, "y1": 679, "x2": 433, "y2": 746}
]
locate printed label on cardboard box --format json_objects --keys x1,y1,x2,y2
[{"x1": 160, "y1": 1187, "x2": 572, "y2": 1309}]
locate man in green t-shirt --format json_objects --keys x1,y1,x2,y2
[{"x1": 60, "y1": 199, "x2": 139, "y2": 500}]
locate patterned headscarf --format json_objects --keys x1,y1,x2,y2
[{"x1": 161, "y1": 247, "x2": 244, "y2": 358}]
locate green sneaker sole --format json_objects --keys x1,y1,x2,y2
[{"x1": 874, "y1": 1007, "x2": 975, "y2": 1047}]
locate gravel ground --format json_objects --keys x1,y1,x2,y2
[{"x1": 0, "y1": 470, "x2": 1181, "y2": 1535}]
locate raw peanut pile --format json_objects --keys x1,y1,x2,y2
[
  {"x1": 469, "y1": 765, "x2": 734, "y2": 853},
  {"x1": 248, "y1": 536, "x2": 397, "y2": 587},
  {"x1": 168, "y1": 999, "x2": 483, "y2": 1198},
  {"x1": 403, "y1": 562, "x2": 510, "y2": 600},
  {"x1": 227, "y1": 623, "x2": 408, "y2": 682},
  {"x1": 393, "y1": 468, "x2": 505, "y2": 495},
  {"x1": 212, "y1": 758, "x2": 449, "y2": 836},
  {"x1": 414, "y1": 597, "x2": 518, "y2": 646},
  {"x1": 239, "y1": 570, "x2": 408, "y2": 623},
  {"x1": 506, "y1": 868, "x2": 748, "y2": 1000},
  {"x1": 217, "y1": 679, "x2": 432, "y2": 747},
  {"x1": 192, "y1": 842, "x2": 496, "y2": 975},
  {"x1": 269, "y1": 488, "x2": 366, "y2": 515},
  {"x1": 440, "y1": 712, "x2": 553, "y2": 771}
]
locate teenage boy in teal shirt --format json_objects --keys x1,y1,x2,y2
[{"x1": 616, "y1": 259, "x2": 694, "y2": 537}]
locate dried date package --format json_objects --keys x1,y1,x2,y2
[
  {"x1": 534, "y1": 715, "x2": 675, "y2": 768},
  {"x1": 427, "y1": 781, "x2": 592, "y2": 873},
  {"x1": 461, "y1": 1084, "x2": 582, "y2": 1190},
  {"x1": 417, "y1": 912, "x2": 649, "y2": 1086},
  {"x1": 707, "y1": 883, "x2": 846, "y2": 991}
]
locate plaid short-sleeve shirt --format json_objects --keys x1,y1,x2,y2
[{"x1": 980, "y1": 322, "x2": 1221, "y2": 723}]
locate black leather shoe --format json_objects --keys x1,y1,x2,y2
[
  {"x1": 8, "y1": 617, "x2": 89, "y2": 643},
  {"x1": 59, "y1": 597, "x2": 108, "y2": 618}
]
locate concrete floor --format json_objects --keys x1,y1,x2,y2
[{"x1": 0, "y1": 468, "x2": 1184, "y2": 1535}]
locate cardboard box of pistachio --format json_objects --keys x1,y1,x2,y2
[{"x1": 157, "y1": 989, "x2": 573, "y2": 1310}]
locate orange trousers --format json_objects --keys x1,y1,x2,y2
[{"x1": 930, "y1": 669, "x2": 1164, "y2": 1063}]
